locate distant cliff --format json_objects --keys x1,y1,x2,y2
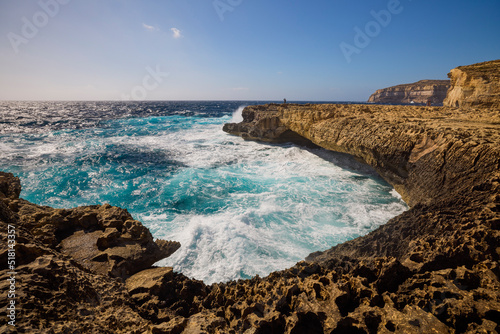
[
  {"x1": 444, "y1": 59, "x2": 500, "y2": 109},
  {"x1": 368, "y1": 80, "x2": 450, "y2": 104}
]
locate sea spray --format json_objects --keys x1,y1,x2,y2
[{"x1": 231, "y1": 105, "x2": 246, "y2": 123}]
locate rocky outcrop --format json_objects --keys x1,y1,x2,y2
[
  {"x1": 0, "y1": 172, "x2": 180, "y2": 333},
  {"x1": 444, "y1": 59, "x2": 500, "y2": 109},
  {"x1": 225, "y1": 104, "x2": 500, "y2": 208},
  {"x1": 13, "y1": 198, "x2": 180, "y2": 280},
  {"x1": 368, "y1": 80, "x2": 450, "y2": 105}
]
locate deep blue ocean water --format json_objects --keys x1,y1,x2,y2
[{"x1": 0, "y1": 101, "x2": 408, "y2": 283}]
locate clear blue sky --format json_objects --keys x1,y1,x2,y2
[{"x1": 1, "y1": 0, "x2": 499, "y2": 101}]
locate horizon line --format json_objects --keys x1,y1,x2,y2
[{"x1": 0, "y1": 99, "x2": 368, "y2": 103}]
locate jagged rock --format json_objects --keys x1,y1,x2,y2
[
  {"x1": 126, "y1": 267, "x2": 174, "y2": 295},
  {"x1": 0, "y1": 248, "x2": 151, "y2": 333},
  {"x1": 444, "y1": 59, "x2": 500, "y2": 109},
  {"x1": 0, "y1": 171, "x2": 180, "y2": 332},
  {"x1": 0, "y1": 172, "x2": 21, "y2": 199},
  {"x1": 150, "y1": 316, "x2": 188, "y2": 334},
  {"x1": 222, "y1": 105, "x2": 316, "y2": 146},
  {"x1": 11, "y1": 201, "x2": 181, "y2": 279},
  {"x1": 368, "y1": 80, "x2": 450, "y2": 105}
]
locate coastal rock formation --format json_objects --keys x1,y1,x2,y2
[
  {"x1": 2, "y1": 60, "x2": 500, "y2": 333},
  {"x1": 0, "y1": 171, "x2": 180, "y2": 333},
  {"x1": 223, "y1": 101, "x2": 500, "y2": 332},
  {"x1": 225, "y1": 103, "x2": 500, "y2": 209},
  {"x1": 3, "y1": 104, "x2": 500, "y2": 333},
  {"x1": 444, "y1": 59, "x2": 500, "y2": 109},
  {"x1": 368, "y1": 80, "x2": 450, "y2": 105}
]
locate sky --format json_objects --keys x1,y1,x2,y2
[{"x1": 0, "y1": 0, "x2": 499, "y2": 102}]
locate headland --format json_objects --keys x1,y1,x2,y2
[{"x1": 368, "y1": 80, "x2": 451, "y2": 105}]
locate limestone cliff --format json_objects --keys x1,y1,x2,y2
[
  {"x1": 368, "y1": 80, "x2": 450, "y2": 104},
  {"x1": 444, "y1": 59, "x2": 500, "y2": 109},
  {"x1": 224, "y1": 104, "x2": 499, "y2": 208}
]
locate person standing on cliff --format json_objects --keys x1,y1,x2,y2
[
  {"x1": 284, "y1": 98, "x2": 287, "y2": 104},
  {"x1": 427, "y1": 98, "x2": 432, "y2": 106}
]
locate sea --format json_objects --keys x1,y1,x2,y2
[{"x1": 0, "y1": 101, "x2": 408, "y2": 284}]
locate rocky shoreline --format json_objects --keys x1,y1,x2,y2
[
  {"x1": 221, "y1": 101, "x2": 500, "y2": 333},
  {"x1": 2, "y1": 60, "x2": 500, "y2": 333}
]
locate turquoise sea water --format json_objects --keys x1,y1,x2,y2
[{"x1": 0, "y1": 101, "x2": 408, "y2": 283}]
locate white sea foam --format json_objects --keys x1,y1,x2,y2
[
  {"x1": 136, "y1": 123, "x2": 409, "y2": 283},
  {"x1": 1, "y1": 106, "x2": 409, "y2": 284},
  {"x1": 390, "y1": 188, "x2": 403, "y2": 199}
]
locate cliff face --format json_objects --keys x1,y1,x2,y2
[
  {"x1": 368, "y1": 80, "x2": 450, "y2": 104},
  {"x1": 225, "y1": 104, "x2": 499, "y2": 208},
  {"x1": 444, "y1": 59, "x2": 500, "y2": 109}
]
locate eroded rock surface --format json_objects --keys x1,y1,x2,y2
[
  {"x1": 0, "y1": 174, "x2": 179, "y2": 333},
  {"x1": 444, "y1": 59, "x2": 500, "y2": 109},
  {"x1": 221, "y1": 100, "x2": 500, "y2": 332}
]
